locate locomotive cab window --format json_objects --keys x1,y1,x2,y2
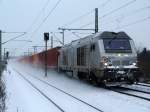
[{"x1": 103, "y1": 38, "x2": 132, "y2": 53}]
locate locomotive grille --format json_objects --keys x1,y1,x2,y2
[
  {"x1": 112, "y1": 60, "x2": 130, "y2": 66},
  {"x1": 122, "y1": 60, "x2": 130, "y2": 66},
  {"x1": 112, "y1": 60, "x2": 120, "y2": 66}
]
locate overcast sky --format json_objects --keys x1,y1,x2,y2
[{"x1": 0, "y1": 0, "x2": 150, "y2": 56}]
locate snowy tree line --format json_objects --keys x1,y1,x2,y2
[
  {"x1": 138, "y1": 48, "x2": 150, "y2": 82},
  {"x1": 0, "y1": 62, "x2": 7, "y2": 112},
  {"x1": 0, "y1": 79, "x2": 6, "y2": 112}
]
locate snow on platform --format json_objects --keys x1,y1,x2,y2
[{"x1": 3, "y1": 60, "x2": 150, "y2": 112}]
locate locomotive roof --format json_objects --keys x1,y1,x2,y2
[
  {"x1": 95, "y1": 31, "x2": 132, "y2": 39},
  {"x1": 61, "y1": 31, "x2": 132, "y2": 49}
]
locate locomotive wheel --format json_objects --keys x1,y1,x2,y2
[
  {"x1": 78, "y1": 72, "x2": 85, "y2": 80},
  {"x1": 129, "y1": 79, "x2": 136, "y2": 84},
  {"x1": 88, "y1": 73, "x2": 98, "y2": 86},
  {"x1": 128, "y1": 76, "x2": 136, "y2": 84}
]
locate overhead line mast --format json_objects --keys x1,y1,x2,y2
[
  {"x1": 95, "y1": 8, "x2": 99, "y2": 33},
  {"x1": 58, "y1": 8, "x2": 99, "y2": 45}
]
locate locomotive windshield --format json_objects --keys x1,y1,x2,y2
[{"x1": 103, "y1": 38, "x2": 132, "y2": 53}]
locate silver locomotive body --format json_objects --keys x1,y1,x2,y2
[{"x1": 58, "y1": 31, "x2": 140, "y2": 86}]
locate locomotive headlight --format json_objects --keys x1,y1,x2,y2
[
  {"x1": 101, "y1": 56, "x2": 112, "y2": 66},
  {"x1": 118, "y1": 54, "x2": 121, "y2": 56},
  {"x1": 132, "y1": 62, "x2": 136, "y2": 66},
  {"x1": 116, "y1": 66, "x2": 119, "y2": 68},
  {"x1": 104, "y1": 63, "x2": 108, "y2": 66},
  {"x1": 104, "y1": 62, "x2": 112, "y2": 66}
]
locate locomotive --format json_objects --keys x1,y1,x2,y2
[
  {"x1": 58, "y1": 31, "x2": 140, "y2": 86},
  {"x1": 21, "y1": 31, "x2": 141, "y2": 86}
]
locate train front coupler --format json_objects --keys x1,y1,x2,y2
[{"x1": 102, "y1": 68, "x2": 134, "y2": 86}]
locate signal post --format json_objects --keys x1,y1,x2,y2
[{"x1": 44, "y1": 32, "x2": 49, "y2": 77}]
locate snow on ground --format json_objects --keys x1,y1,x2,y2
[
  {"x1": 4, "y1": 65, "x2": 62, "y2": 112},
  {"x1": 4, "y1": 60, "x2": 150, "y2": 112}
]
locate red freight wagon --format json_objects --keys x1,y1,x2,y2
[
  {"x1": 30, "y1": 47, "x2": 61, "y2": 69},
  {"x1": 40, "y1": 47, "x2": 61, "y2": 69},
  {"x1": 46, "y1": 47, "x2": 61, "y2": 69},
  {"x1": 20, "y1": 47, "x2": 61, "y2": 69}
]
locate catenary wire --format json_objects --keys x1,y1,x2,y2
[
  {"x1": 2, "y1": 33, "x2": 26, "y2": 45},
  {"x1": 19, "y1": 0, "x2": 62, "y2": 53},
  {"x1": 116, "y1": 16, "x2": 150, "y2": 29},
  {"x1": 79, "y1": 0, "x2": 137, "y2": 28},
  {"x1": 26, "y1": 0, "x2": 51, "y2": 32},
  {"x1": 30, "y1": 0, "x2": 62, "y2": 38},
  {"x1": 62, "y1": 0, "x2": 111, "y2": 27},
  {"x1": 100, "y1": 5, "x2": 150, "y2": 28},
  {"x1": 2, "y1": 32, "x2": 26, "y2": 34}
]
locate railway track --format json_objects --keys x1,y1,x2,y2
[
  {"x1": 13, "y1": 68, "x2": 103, "y2": 112},
  {"x1": 135, "y1": 83, "x2": 150, "y2": 88},
  {"x1": 120, "y1": 85, "x2": 150, "y2": 94},
  {"x1": 12, "y1": 65, "x2": 150, "y2": 111},
  {"x1": 107, "y1": 86, "x2": 150, "y2": 102},
  {"x1": 14, "y1": 68, "x2": 65, "y2": 112}
]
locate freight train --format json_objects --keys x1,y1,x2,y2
[{"x1": 20, "y1": 31, "x2": 141, "y2": 86}]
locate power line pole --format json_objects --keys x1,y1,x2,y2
[
  {"x1": 0, "y1": 30, "x2": 2, "y2": 77},
  {"x1": 59, "y1": 29, "x2": 65, "y2": 46},
  {"x1": 28, "y1": 48, "x2": 30, "y2": 56},
  {"x1": 32, "y1": 46, "x2": 37, "y2": 54},
  {"x1": 4, "y1": 48, "x2": 6, "y2": 60},
  {"x1": 62, "y1": 30, "x2": 65, "y2": 46},
  {"x1": 95, "y1": 8, "x2": 98, "y2": 33},
  {"x1": 51, "y1": 36, "x2": 53, "y2": 48}
]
